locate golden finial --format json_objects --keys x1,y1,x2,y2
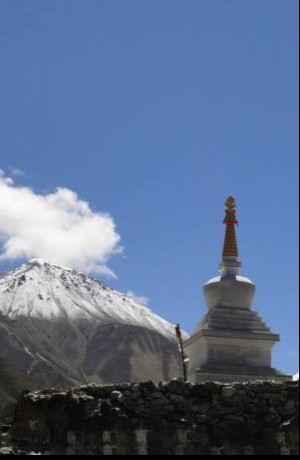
[
  {"x1": 225, "y1": 195, "x2": 236, "y2": 209},
  {"x1": 223, "y1": 195, "x2": 238, "y2": 224}
]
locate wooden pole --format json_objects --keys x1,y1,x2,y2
[{"x1": 175, "y1": 323, "x2": 187, "y2": 382}]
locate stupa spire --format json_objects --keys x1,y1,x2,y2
[
  {"x1": 222, "y1": 195, "x2": 238, "y2": 259},
  {"x1": 219, "y1": 195, "x2": 241, "y2": 276}
]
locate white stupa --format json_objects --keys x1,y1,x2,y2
[{"x1": 184, "y1": 196, "x2": 290, "y2": 383}]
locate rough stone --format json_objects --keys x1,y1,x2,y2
[
  {"x1": 222, "y1": 385, "x2": 236, "y2": 398},
  {"x1": 6, "y1": 380, "x2": 298, "y2": 455}
]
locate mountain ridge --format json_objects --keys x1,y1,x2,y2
[
  {"x1": 0, "y1": 260, "x2": 184, "y2": 408},
  {"x1": 0, "y1": 258, "x2": 180, "y2": 339}
]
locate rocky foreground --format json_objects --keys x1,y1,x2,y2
[{"x1": 1, "y1": 379, "x2": 298, "y2": 455}]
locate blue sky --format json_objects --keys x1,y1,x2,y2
[{"x1": 0, "y1": 0, "x2": 298, "y2": 374}]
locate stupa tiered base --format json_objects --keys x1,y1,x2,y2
[{"x1": 194, "y1": 369, "x2": 289, "y2": 383}]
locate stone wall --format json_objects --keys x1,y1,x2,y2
[{"x1": 10, "y1": 380, "x2": 299, "y2": 455}]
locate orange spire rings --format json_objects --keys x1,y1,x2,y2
[{"x1": 222, "y1": 196, "x2": 239, "y2": 259}]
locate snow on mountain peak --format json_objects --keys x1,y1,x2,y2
[
  {"x1": 28, "y1": 258, "x2": 48, "y2": 265},
  {"x1": 28, "y1": 258, "x2": 73, "y2": 271},
  {"x1": 0, "y1": 260, "x2": 180, "y2": 340}
]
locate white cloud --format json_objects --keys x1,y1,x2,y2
[
  {"x1": 127, "y1": 291, "x2": 149, "y2": 306},
  {"x1": 0, "y1": 170, "x2": 122, "y2": 276}
]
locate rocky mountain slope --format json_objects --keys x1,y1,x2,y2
[
  {"x1": 0, "y1": 357, "x2": 39, "y2": 410},
  {"x1": 0, "y1": 259, "x2": 183, "y2": 408}
]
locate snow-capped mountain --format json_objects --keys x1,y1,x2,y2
[
  {"x1": 0, "y1": 258, "x2": 176, "y2": 338},
  {"x1": 0, "y1": 260, "x2": 183, "y2": 408}
]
